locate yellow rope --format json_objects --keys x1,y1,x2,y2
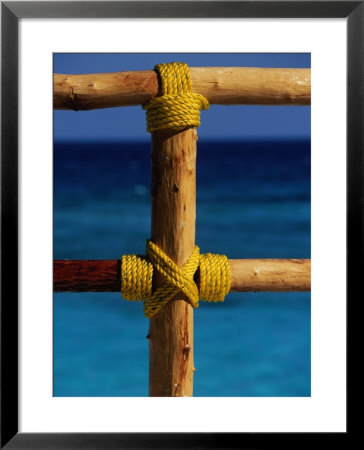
[
  {"x1": 121, "y1": 240, "x2": 231, "y2": 318},
  {"x1": 143, "y1": 62, "x2": 209, "y2": 133},
  {"x1": 199, "y1": 252, "x2": 231, "y2": 303}
]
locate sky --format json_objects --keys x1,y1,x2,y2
[{"x1": 54, "y1": 53, "x2": 310, "y2": 142}]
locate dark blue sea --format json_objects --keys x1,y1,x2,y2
[{"x1": 53, "y1": 139, "x2": 311, "y2": 397}]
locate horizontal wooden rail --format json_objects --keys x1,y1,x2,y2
[
  {"x1": 54, "y1": 259, "x2": 311, "y2": 293},
  {"x1": 54, "y1": 67, "x2": 311, "y2": 110}
]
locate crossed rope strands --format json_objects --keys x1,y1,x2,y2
[{"x1": 121, "y1": 240, "x2": 231, "y2": 318}]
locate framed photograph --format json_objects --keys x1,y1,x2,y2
[
  {"x1": 1, "y1": 1, "x2": 357, "y2": 448},
  {"x1": 52, "y1": 51, "x2": 311, "y2": 399}
]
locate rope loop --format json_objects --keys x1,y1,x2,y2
[
  {"x1": 199, "y1": 253, "x2": 231, "y2": 302},
  {"x1": 121, "y1": 241, "x2": 231, "y2": 318},
  {"x1": 143, "y1": 62, "x2": 209, "y2": 133}
]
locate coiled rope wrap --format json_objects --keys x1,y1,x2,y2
[
  {"x1": 143, "y1": 62, "x2": 209, "y2": 132},
  {"x1": 121, "y1": 240, "x2": 231, "y2": 318}
]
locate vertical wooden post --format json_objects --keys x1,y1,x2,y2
[{"x1": 148, "y1": 127, "x2": 197, "y2": 397}]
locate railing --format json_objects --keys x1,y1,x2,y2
[
  {"x1": 53, "y1": 66, "x2": 311, "y2": 397},
  {"x1": 54, "y1": 259, "x2": 311, "y2": 292},
  {"x1": 54, "y1": 67, "x2": 311, "y2": 110}
]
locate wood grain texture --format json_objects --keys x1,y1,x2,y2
[
  {"x1": 229, "y1": 259, "x2": 311, "y2": 292},
  {"x1": 148, "y1": 127, "x2": 197, "y2": 397},
  {"x1": 53, "y1": 259, "x2": 311, "y2": 292},
  {"x1": 54, "y1": 67, "x2": 311, "y2": 110},
  {"x1": 53, "y1": 260, "x2": 120, "y2": 292}
]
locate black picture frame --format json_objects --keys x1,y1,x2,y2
[{"x1": 1, "y1": 1, "x2": 357, "y2": 448}]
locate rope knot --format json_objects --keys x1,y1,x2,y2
[
  {"x1": 143, "y1": 62, "x2": 209, "y2": 133},
  {"x1": 121, "y1": 240, "x2": 231, "y2": 318}
]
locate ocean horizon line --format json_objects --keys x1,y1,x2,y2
[{"x1": 54, "y1": 136, "x2": 311, "y2": 145}]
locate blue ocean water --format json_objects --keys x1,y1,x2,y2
[{"x1": 53, "y1": 140, "x2": 311, "y2": 397}]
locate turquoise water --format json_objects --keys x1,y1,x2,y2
[{"x1": 53, "y1": 140, "x2": 311, "y2": 396}]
